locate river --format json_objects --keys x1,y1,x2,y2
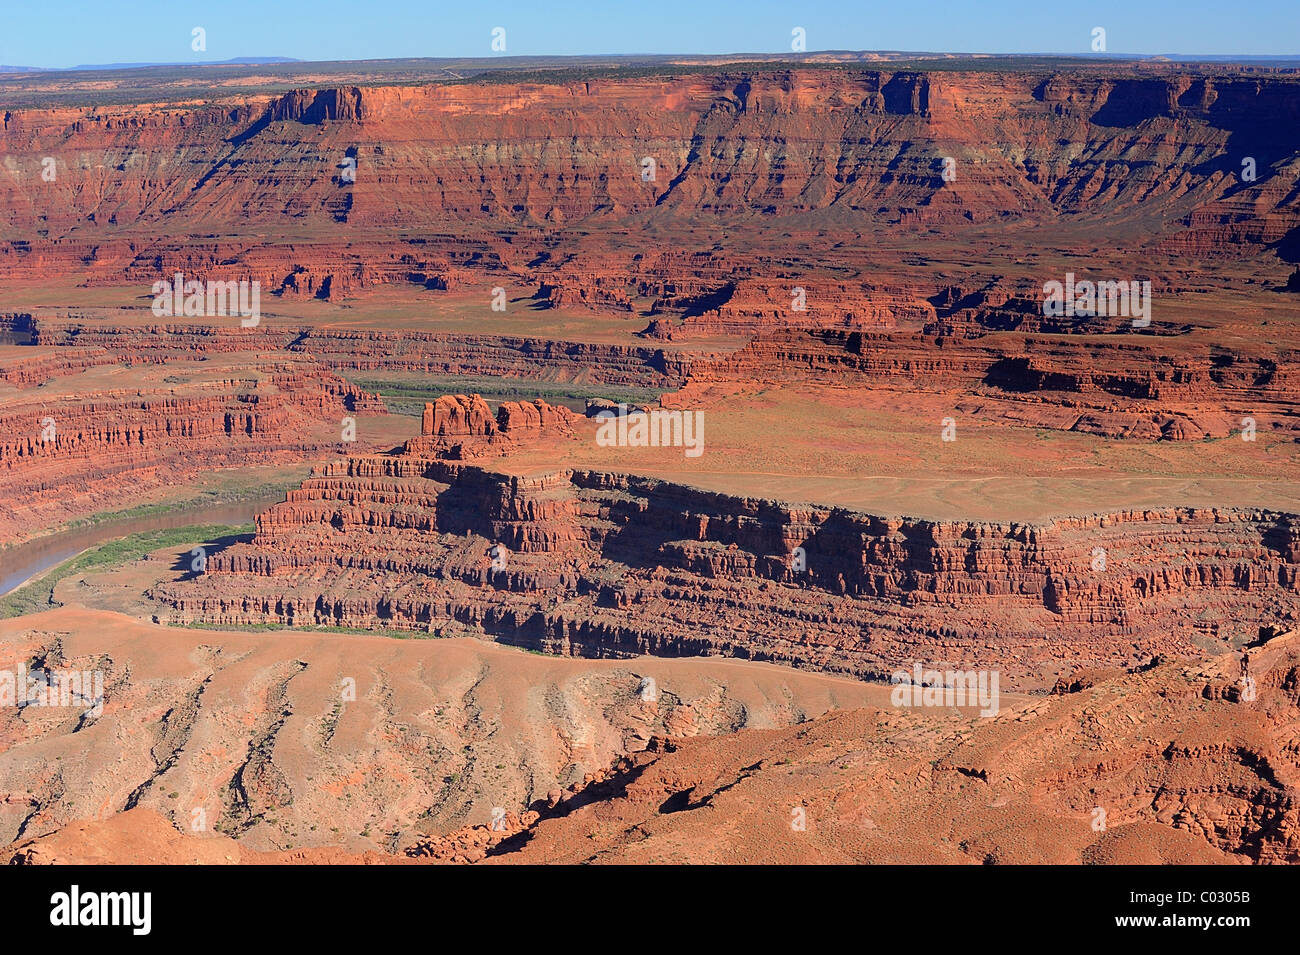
[{"x1": 0, "y1": 497, "x2": 280, "y2": 598}]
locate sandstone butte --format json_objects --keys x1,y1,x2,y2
[{"x1": 0, "y1": 59, "x2": 1299, "y2": 865}]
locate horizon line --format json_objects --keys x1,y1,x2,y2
[{"x1": 4, "y1": 50, "x2": 1300, "y2": 76}]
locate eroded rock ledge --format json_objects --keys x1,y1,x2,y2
[
  {"x1": 0, "y1": 361, "x2": 386, "y2": 542},
  {"x1": 155, "y1": 396, "x2": 1300, "y2": 690}
]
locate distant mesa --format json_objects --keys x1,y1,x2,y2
[{"x1": 0, "y1": 56, "x2": 301, "y2": 74}]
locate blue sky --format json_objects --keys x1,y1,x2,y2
[{"x1": 4, "y1": 0, "x2": 1296, "y2": 68}]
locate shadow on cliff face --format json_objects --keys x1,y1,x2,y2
[
  {"x1": 676, "y1": 282, "x2": 737, "y2": 318},
  {"x1": 1087, "y1": 78, "x2": 1179, "y2": 128},
  {"x1": 982, "y1": 356, "x2": 1042, "y2": 393},
  {"x1": 1277, "y1": 227, "x2": 1300, "y2": 267},
  {"x1": 170, "y1": 531, "x2": 255, "y2": 580},
  {"x1": 1261, "y1": 515, "x2": 1300, "y2": 563},
  {"x1": 481, "y1": 751, "x2": 661, "y2": 859},
  {"x1": 433, "y1": 480, "x2": 505, "y2": 540},
  {"x1": 593, "y1": 484, "x2": 796, "y2": 579}
]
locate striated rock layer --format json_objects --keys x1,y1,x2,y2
[
  {"x1": 10, "y1": 308, "x2": 1300, "y2": 444},
  {"x1": 2, "y1": 67, "x2": 1298, "y2": 331},
  {"x1": 0, "y1": 356, "x2": 386, "y2": 542},
  {"x1": 4, "y1": 312, "x2": 696, "y2": 391},
  {"x1": 157, "y1": 404, "x2": 1300, "y2": 689},
  {"x1": 678, "y1": 327, "x2": 1300, "y2": 440}
]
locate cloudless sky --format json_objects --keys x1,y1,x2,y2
[{"x1": 3, "y1": 0, "x2": 1296, "y2": 68}]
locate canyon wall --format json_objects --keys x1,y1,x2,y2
[
  {"x1": 157, "y1": 412, "x2": 1300, "y2": 688},
  {"x1": 3, "y1": 71, "x2": 1297, "y2": 237},
  {"x1": 12, "y1": 309, "x2": 1300, "y2": 443},
  {"x1": 678, "y1": 327, "x2": 1300, "y2": 440},
  {"x1": 2, "y1": 68, "x2": 1297, "y2": 331},
  {"x1": 1, "y1": 313, "x2": 694, "y2": 390},
  {"x1": 0, "y1": 359, "x2": 385, "y2": 541}
]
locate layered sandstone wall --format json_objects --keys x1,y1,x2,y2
[
  {"x1": 1, "y1": 68, "x2": 1296, "y2": 330},
  {"x1": 3, "y1": 71, "x2": 1295, "y2": 236},
  {"x1": 0, "y1": 363, "x2": 385, "y2": 541},
  {"x1": 286, "y1": 328, "x2": 694, "y2": 387},
  {"x1": 156, "y1": 441, "x2": 1300, "y2": 688},
  {"x1": 6, "y1": 313, "x2": 695, "y2": 390},
  {"x1": 12, "y1": 309, "x2": 1300, "y2": 442},
  {"x1": 680, "y1": 328, "x2": 1300, "y2": 440}
]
